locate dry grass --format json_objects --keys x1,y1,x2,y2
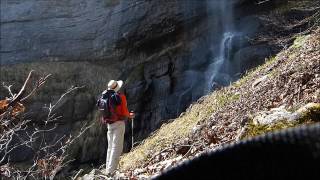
[{"x1": 119, "y1": 89, "x2": 239, "y2": 171}]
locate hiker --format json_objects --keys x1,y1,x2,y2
[{"x1": 97, "y1": 80, "x2": 135, "y2": 176}]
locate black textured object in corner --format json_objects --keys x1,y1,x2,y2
[{"x1": 153, "y1": 123, "x2": 320, "y2": 180}]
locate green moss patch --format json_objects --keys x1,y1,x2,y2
[{"x1": 243, "y1": 119, "x2": 313, "y2": 139}]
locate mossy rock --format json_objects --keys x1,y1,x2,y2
[
  {"x1": 292, "y1": 35, "x2": 310, "y2": 49},
  {"x1": 296, "y1": 103, "x2": 320, "y2": 122},
  {"x1": 242, "y1": 103, "x2": 320, "y2": 139}
]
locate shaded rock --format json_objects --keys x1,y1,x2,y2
[
  {"x1": 80, "y1": 169, "x2": 105, "y2": 180},
  {"x1": 233, "y1": 45, "x2": 274, "y2": 74},
  {"x1": 295, "y1": 103, "x2": 320, "y2": 121}
]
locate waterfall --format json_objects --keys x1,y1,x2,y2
[{"x1": 205, "y1": 0, "x2": 239, "y2": 93}]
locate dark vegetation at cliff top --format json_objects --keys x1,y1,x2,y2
[{"x1": 116, "y1": 28, "x2": 320, "y2": 179}]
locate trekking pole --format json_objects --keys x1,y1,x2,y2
[{"x1": 130, "y1": 111, "x2": 134, "y2": 150}]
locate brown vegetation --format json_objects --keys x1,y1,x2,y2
[{"x1": 0, "y1": 71, "x2": 90, "y2": 179}]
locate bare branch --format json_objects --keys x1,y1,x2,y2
[
  {"x1": 256, "y1": 0, "x2": 271, "y2": 5},
  {"x1": 45, "y1": 86, "x2": 84, "y2": 124},
  {"x1": 21, "y1": 74, "x2": 52, "y2": 102},
  {"x1": 8, "y1": 70, "x2": 34, "y2": 107},
  {"x1": 0, "y1": 71, "x2": 90, "y2": 179},
  {"x1": 2, "y1": 84, "x2": 15, "y2": 98}
]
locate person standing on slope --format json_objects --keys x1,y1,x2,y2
[{"x1": 97, "y1": 80, "x2": 135, "y2": 176}]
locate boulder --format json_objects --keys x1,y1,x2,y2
[{"x1": 252, "y1": 103, "x2": 320, "y2": 126}]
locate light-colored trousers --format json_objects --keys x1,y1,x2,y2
[{"x1": 106, "y1": 121, "x2": 125, "y2": 174}]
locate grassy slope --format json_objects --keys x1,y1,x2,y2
[
  {"x1": 120, "y1": 89, "x2": 239, "y2": 170},
  {"x1": 119, "y1": 28, "x2": 320, "y2": 174}
]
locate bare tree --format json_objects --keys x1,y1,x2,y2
[{"x1": 0, "y1": 70, "x2": 92, "y2": 179}]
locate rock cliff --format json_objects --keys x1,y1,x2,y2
[{"x1": 0, "y1": 0, "x2": 318, "y2": 168}]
